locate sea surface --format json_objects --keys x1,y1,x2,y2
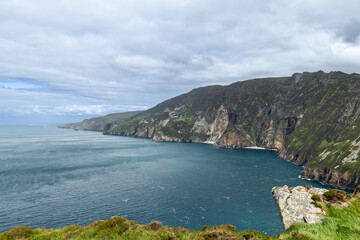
[{"x1": 0, "y1": 126, "x2": 327, "y2": 235}]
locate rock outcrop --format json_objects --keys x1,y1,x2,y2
[
  {"x1": 272, "y1": 185, "x2": 327, "y2": 230},
  {"x1": 301, "y1": 167, "x2": 360, "y2": 190}
]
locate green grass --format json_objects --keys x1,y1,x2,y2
[
  {"x1": 0, "y1": 217, "x2": 273, "y2": 240},
  {"x1": 279, "y1": 197, "x2": 360, "y2": 240}
]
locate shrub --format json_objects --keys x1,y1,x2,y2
[
  {"x1": 6, "y1": 226, "x2": 34, "y2": 239},
  {"x1": 100, "y1": 216, "x2": 126, "y2": 229},
  {"x1": 311, "y1": 193, "x2": 324, "y2": 202},
  {"x1": 353, "y1": 184, "x2": 360, "y2": 197},
  {"x1": 203, "y1": 231, "x2": 222, "y2": 239},
  {"x1": 149, "y1": 221, "x2": 163, "y2": 230},
  {"x1": 323, "y1": 189, "x2": 348, "y2": 202}
]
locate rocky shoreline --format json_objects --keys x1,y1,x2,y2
[
  {"x1": 61, "y1": 71, "x2": 360, "y2": 190},
  {"x1": 301, "y1": 167, "x2": 360, "y2": 190}
]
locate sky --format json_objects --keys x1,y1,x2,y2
[{"x1": 1, "y1": 0, "x2": 360, "y2": 125}]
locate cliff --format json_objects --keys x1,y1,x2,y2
[
  {"x1": 101, "y1": 71, "x2": 360, "y2": 190},
  {"x1": 59, "y1": 111, "x2": 143, "y2": 132}
]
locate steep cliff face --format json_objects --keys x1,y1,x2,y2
[
  {"x1": 90, "y1": 71, "x2": 360, "y2": 190},
  {"x1": 107, "y1": 75, "x2": 303, "y2": 148},
  {"x1": 301, "y1": 168, "x2": 360, "y2": 189},
  {"x1": 103, "y1": 71, "x2": 360, "y2": 189}
]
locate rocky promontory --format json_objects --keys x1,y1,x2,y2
[
  {"x1": 272, "y1": 185, "x2": 327, "y2": 230},
  {"x1": 272, "y1": 184, "x2": 355, "y2": 232}
]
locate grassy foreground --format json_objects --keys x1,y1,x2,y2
[{"x1": 1, "y1": 190, "x2": 360, "y2": 240}]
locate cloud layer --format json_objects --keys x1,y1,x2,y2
[{"x1": 1, "y1": 0, "x2": 360, "y2": 124}]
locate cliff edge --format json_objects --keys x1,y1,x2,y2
[{"x1": 272, "y1": 186, "x2": 327, "y2": 230}]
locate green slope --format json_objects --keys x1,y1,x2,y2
[{"x1": 59, "y1": 111, "x2": 143, "y2": 132}]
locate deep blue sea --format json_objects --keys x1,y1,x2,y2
[{"x1": 0, "y1": 126, "x2": 327, "y2": 235}]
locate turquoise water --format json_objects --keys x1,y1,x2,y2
[{"x1": 0, "y1": 126, "x2": 327, "y2": 235}]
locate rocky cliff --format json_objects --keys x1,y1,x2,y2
[
  {"x1": 272, "y1": 185, "x2": 354, "y2": 232},
  {"x1": 102, "y1": 71, "x2": 360, "y2": 190},
  {"x1": 63, "y1": 71, "x2": 360, "y2": 190},
  {"x1": 272, "y1": 185, "x2": 327, "y2": 230},
  {"x1": 59, "y1": 111, "x2": 143, "y2": 131}
]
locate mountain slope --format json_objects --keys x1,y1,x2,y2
[
  {"x1": 59, "y1": 111, "x2": 143, "y2": 132},
  {"x1": 104, "y1": 71, "x2": 360, "y2": 189}
]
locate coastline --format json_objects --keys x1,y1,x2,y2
[{"x1": 243, "y1": 146, "x2": 278, "y2": 151}]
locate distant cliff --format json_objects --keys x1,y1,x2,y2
[
  {"x1": 59, "y1": 111, "x2": 143, "y2": 132},
  {"x1": 63, "y1": 71, "x2": 360, "y2": 190}
]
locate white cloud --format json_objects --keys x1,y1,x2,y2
[{"x1": 0, "y1": 0, "x2": 360, "y2": 123}]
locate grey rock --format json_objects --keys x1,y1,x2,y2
[{"x1": 272, "y1": 185, "x2": 326, "y2": 230}]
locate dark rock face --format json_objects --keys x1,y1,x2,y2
[
  {"x1": 66, "y1": 71, "x2": 360, "y2": 189},
  {"x1": 301, "y1": 167, "x2": 360, "y2": 189}
]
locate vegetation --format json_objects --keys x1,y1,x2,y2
[
  {"x1": 61, "y1": 71, "x2": 360, "y2": 189},
  {"x1": 323, "y1": 189, "x2": 349, "y2": 202},
  {"x1": 278, "y1": 196, "x2": 360, "y2": 240},
  {"x1": 0, "y1": 218, "x2": 271, "y2": 240},
  {"x1": 59, "y1": 111, "x2": 143, "y2": 132},
  {"x1": 79, "y1": 71, "x2": 360, "y2": 189},
  {"x1": 2, "y1": 193, "x2": 360, "y2": 240}
]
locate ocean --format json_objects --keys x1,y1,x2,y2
[{"x1": 0, "y1": 126, "x2": 327, "y2": 235}]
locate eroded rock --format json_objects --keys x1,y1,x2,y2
[{"x1": 272, "y1": 185, "x2": 326, "y2": 230}]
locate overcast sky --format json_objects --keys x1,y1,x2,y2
[{"x1": 1, "y1": 0, "x2": 360, "y2": 125}]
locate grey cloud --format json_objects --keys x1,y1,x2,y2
[
  {"x1": 1, "y1": 0, "x2": 360, "y2": 124},
  {"x1": 337, "y1": 19, "x2": 360, "y2": 43}
]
